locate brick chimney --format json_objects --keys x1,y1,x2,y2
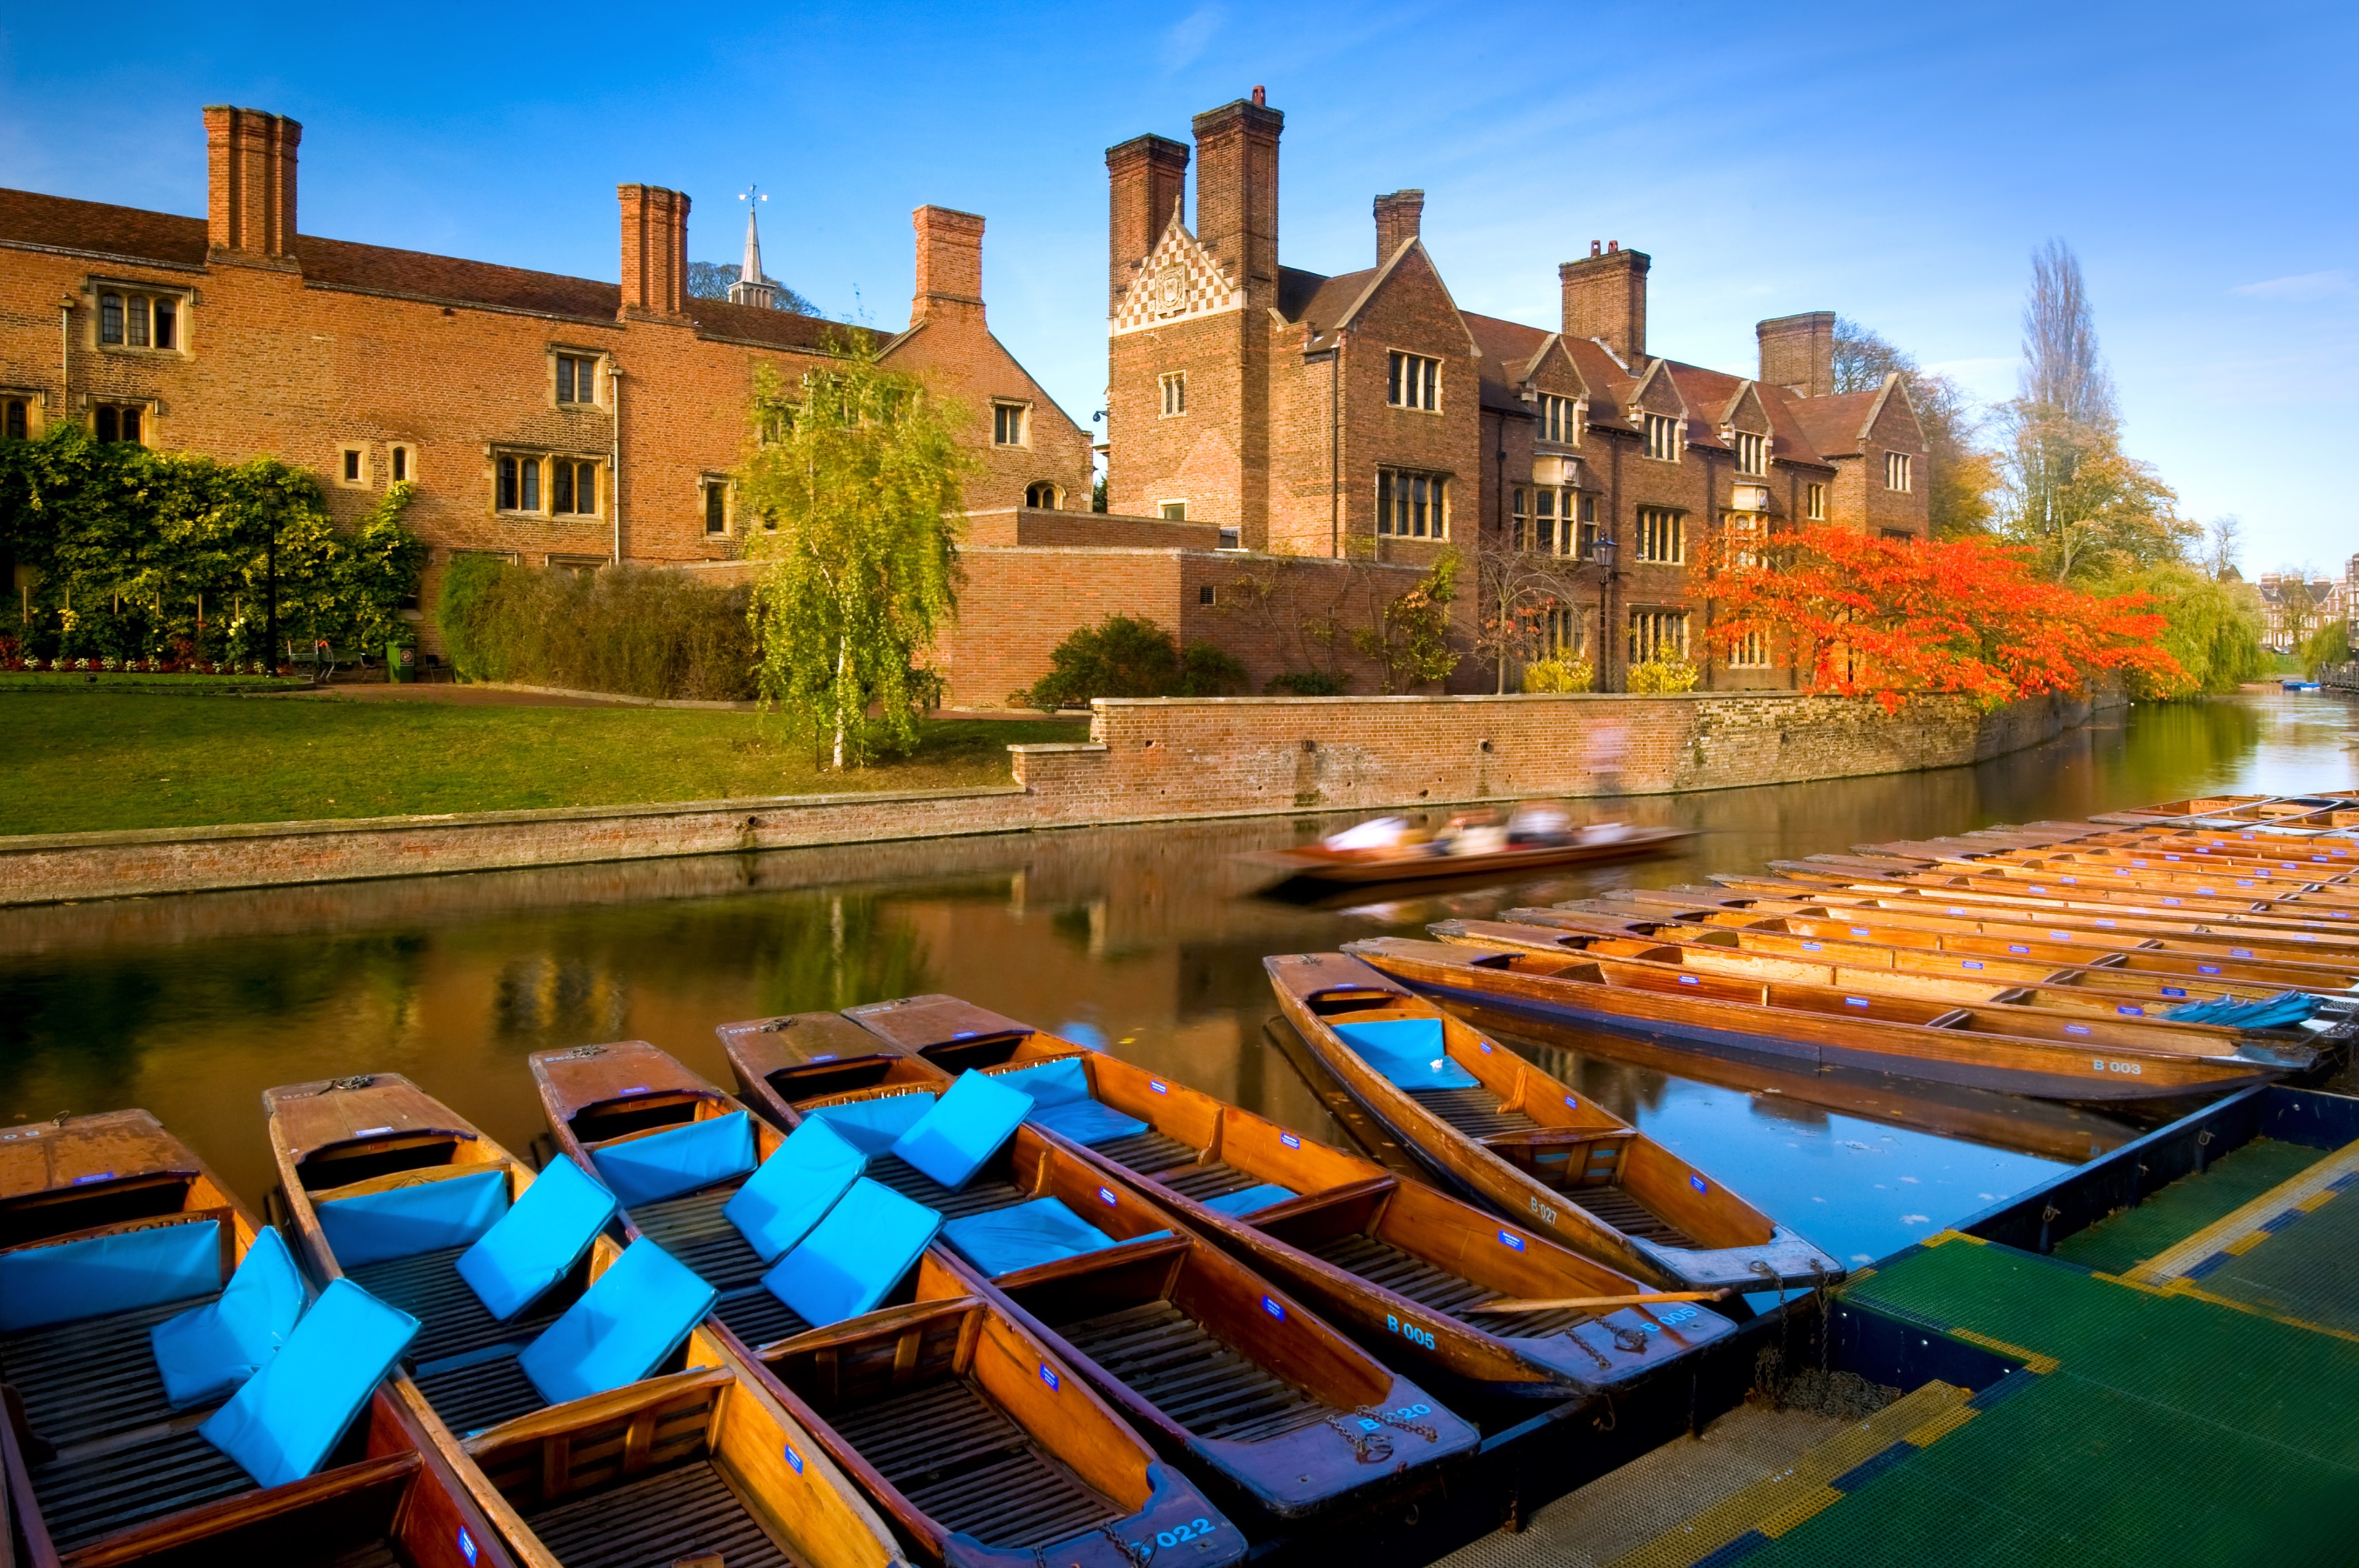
[
  {"x1": 618, "y1": 185, "x2": 691, "y2": 321},
  {"x1": 1758, "y1": 311, "x2": 1836, "y2": 397},
  {"x1": 1191, "y1": 95, "x2": 1283, "y2": 300},
  {"x1": 1106, "y1": 135, "x2": 1189, "y2": 313},
  {"x1": 1374, "y1": 190, "x2": 1423, "y2": 265},
  {"x1": 1560, "y1": 245, "x2": 1649, "y2": 364},
  {"x1": 912, "y1": 206, "x2": 985, "y2": 324},
  {"x1": 203, "y1": 106, "x2": 300, "y2": 267}
]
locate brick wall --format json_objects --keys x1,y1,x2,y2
[{"x1": 0, "y1": 685, "x2": 2121, "y2": 905}]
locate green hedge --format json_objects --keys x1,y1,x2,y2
[{"x1": 436, "y1": 557, "x2": 756, "y2": 701}]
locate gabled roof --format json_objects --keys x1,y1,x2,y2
[
  {"x1": 1784, "y1": 378, "x2": 1904, "y2": 460},
  {"x1": 1283, "y1": 240, "x2": 1478, "y2": 357}
]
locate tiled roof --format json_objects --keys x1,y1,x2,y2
[
  {"x1": 1280, "y1": 265, "x2": 1380, "y2": 349},
  {"x1": 1, "y1": 186, "x2": 860, "y2": 345},
  {"x1": 1786, "y1": 388, "x2": 1883, "y2": 459}
]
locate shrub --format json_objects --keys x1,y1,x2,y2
[
  {"x1": 1180, "y1": 641, "x2": 1246, "y2": 696},
  {"x1": 1266, "y1": 669, "x2": 1345, "y2": 696},
  {"x1": 1627, "y1": 655, "x2": 1701, "y2": 693},
  {"x1": 434, "y1": 558, "x2": 756, "y2": 701},
  {"x1": 1520, "y1": 657, "x2": 1594, "y2": 693}
]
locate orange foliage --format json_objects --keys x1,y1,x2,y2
[{"x1": 1700, "y1": 524, "x2": 2186, "y2": 712}]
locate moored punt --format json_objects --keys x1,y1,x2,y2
[
  {"x1": 1342, "y1": 935, "x2": 2311, "y2": 1104},
  {"x1": 709, "y1": 1027, "x2": 1482, "y2": 1518},
  {"x1": 740, "y1": 1005, "x2": 1740, "y2": 1403},
  {"x1": 530, "y1": 1044, "x2": 1331, "y2": 1541},
  {"x1": 0, "y1": 1110, "x2": 518, "y2": 1568},
  {"x1": 1240, "y1": 825, "x2": 1691, "y2": 885},
  {"x1": 1264, "y1": 954, "x2": 1840, "y2": 1290},
  {"x1": 264, "y1": 1074, "x2": 917, "y2": 1568},
  {"x1": 1431, "y1": 916, "x2": 2358, "y2": 1028},
  {"x1": 1750, "y1": 859, "x2": 2359, "y2": 930}
]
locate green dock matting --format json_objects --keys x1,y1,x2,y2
[
  {"x1": 2049, "y1": 1136, "x2": 2323, "y2": 1275},
  {"x1": 1628, "y1": 1237, "x2": 2359, "y2": 1567},
  {"x1": 2127, "y1": 1136, "x2": 2359, "y2": 1342}
]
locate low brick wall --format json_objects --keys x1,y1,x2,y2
[{"x1": 0, "y1": 687, "x2": 2121, "y2": 905}]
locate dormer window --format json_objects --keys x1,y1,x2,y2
[
  {"x1": 1537, "y1": 394, "x2": 1576, "y2": 445},
  {"x1": 1643, "y1": 412, "x2": 1681, "y2": 461},
  {"x1": 1733, "y1": 431, "x2": 1766, "y2": 476}
]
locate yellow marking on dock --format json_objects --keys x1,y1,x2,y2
[
  {"x1": 2150, "y1": 1278, "x2": 2359, "y2": 1347},
  {"x1": 1900, "y1": 1402, "x2": 1980, "y2": 1448},
  {"x1": 2129, "y1": 1136, "x2": 2359, "y2": 1287},
  {"x1": 1919, "y1": 1228, "x2": 1985, "y2": 1249},
  {"x1": 1947, "y1": 1327, "x2": 2061, "y2": 1375}
]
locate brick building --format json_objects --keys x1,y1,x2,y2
[
  {"x1": 0, "y1": 105, "x2": 1095, "y2": 638},
  {"x1": 1102, "y1": 90, "x2": 1931, "y2": 690}
]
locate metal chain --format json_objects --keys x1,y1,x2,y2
[
  {"x1": 1355, "y1": 1402, "x2": 1439, "y2": 1444},
  {"x1": 327, "y1": 1075, "x2": 375, "y2": 1092},
  {"x1": 1321, "y1": 1412, "x2": 1395, "y2": 1465},
  {"x1": 1097, "y1": 1524, "x2": 1152, "y2": 1567}
]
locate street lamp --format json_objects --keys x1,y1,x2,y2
[{"x1": 1589, "y1": 534, "x2": 1618, "y2": 691}]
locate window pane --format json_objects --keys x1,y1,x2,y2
[
  {"x1": 121, "y1": 408, "x2": 139, "y2": 443},
  {"x1": 96, "y1": 406, "x2": 117, "y2": 442},
  {"x1": 520, "y1": 458, "x2": 539, "y2": 510},
  {"x1": 498, "y1": 457, "x2": 517, "y2": 510},
  {"x1": 100, "y1": 294, "x2": 123, "y2": 344},
  {"x1": 578, "y1": 464, "x2": 595, "y2": 513},
  {"x1": 553, "y1": 461, "x2": 573, "y2": 513},
  {"x1": 154, "y1": 300, "x2": 175, "y2": 349},
  {"x1": 5, "y1": 401, "x2": 24, "y2": 441},
  {"x1": 343, "y1": 450, "x2": 360, "y2": 482},
  {"x1": 127, "y1": 297, "x2": 149, "y2": 347},
  {"x1": 706, "y1": 485, "x2": 726, "y2": 533},
  {"x1": 392, "y1": 447, "x2": 407, "y2": 482}
]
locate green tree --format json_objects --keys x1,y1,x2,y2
[
  {"x1": 1831, "y1": 319, "x2": 1995, "y2": 539},
  {"x1": 1352, "y1": 555, "x2": 1460, "y2": 693},
  {"x1": 738, "y1": 343, "x2": 968, "y2": 768},
  {"x1": 2301, "y1": 617, "x2": 2352, "y2": 679},
  {"x1": 1016, "y1": 614, "x2": 1245, "y2": 708},
  {"x1": 2100, "y1": 561, "x2": 2268, "y2": 696}
]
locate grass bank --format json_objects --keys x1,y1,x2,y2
[{"x1": 0, "y1": 692, "x2": 1086, "y2": 837}]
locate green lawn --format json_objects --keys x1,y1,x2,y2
[{"x1": 0, "y1": 692, "x2": 1086, "y2": 837}]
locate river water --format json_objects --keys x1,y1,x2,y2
[{"x1": 3, "y1": 692, "x2": 2350, "y2": 1271}]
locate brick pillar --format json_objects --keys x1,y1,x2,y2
[
  {"x1": 618, "y1": 185, "x2": 691, "y2": 321},
  {"x1": 912, "y1": 206, "x2": 985, "y2": 323},
  {"x1": 1191, "y1": 96, "x2": 1283, "y2": 298},
  {"x1": 1106, "y1": 135, "x2": 1189, "y2": 313},
  {"x1": 203, "y1": 106, "x2": 300, "y2": 267},
  {"x1": 1560, "y1": 246, "x2": 1650, "y2": 364},
  {"x1": 1374, "y1": 189, "x2": 1424, "y2": 265},
  {"x1": 1758, "y1": 311, "x2": 1836, "y2": 397}
]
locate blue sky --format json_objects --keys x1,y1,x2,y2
[{"x1": 4, "y1": 1, "x2": 2350, "y2": 574}]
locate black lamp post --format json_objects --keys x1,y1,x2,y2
[{"x1": 1590, "y1": 534, "x2": 1617, "y2": 691}]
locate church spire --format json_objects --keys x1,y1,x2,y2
[{"x1": 729, "y1": 187, "x2": 776, "y2": 309}]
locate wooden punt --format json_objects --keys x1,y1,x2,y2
[
  {"x1": 730, "y1": 1004, "x2": 1742, "y2": 1404},
  {"x1": 1264, "y1": 955, "x2": 1840, "y2": 1290},
  {"x1": 1436, "y1": 915, "x2": 2359, "y2": 1024},
  {"x1": 0, "y1": 1109, "x2": 520, "y2": 1568},
  {"x1": 264, "y1": 1074, "x2": 915, "y2": 1568},
  {"x1": 1508, "y1": 902, "x2": 2359, "y2": 995},
  {"x1": 1341, "y1": 935, "x2": 2315, "y2": 1104},
  {"x1": 529, "y1": 1045, "x2": 1278, "y2": 1548},
  {"x1": 711, "y1": 1027, "x2": 1484, "y2": 1518},
  {"x1": 1753, "y1": 859, "x2": 2359, "y2": 929},
  {"x1": 1241, "y1": 825, "x2": 1691, "y2": 885}
]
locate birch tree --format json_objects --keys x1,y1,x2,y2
[{"x1": 739, "y1": 346, "x2": 967, "y2": 768}]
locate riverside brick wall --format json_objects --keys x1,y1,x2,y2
[{"x1": 0, "y1": 686, "x2": 2119, "y2": 905}]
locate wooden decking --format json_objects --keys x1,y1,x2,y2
[{"x1": 826, "y1": 1376, "x2": 1121, "y2": 1550}]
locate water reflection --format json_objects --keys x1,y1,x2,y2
[{"x1": 0, "y1": 693, "x2": 2348, "y2": 1266}]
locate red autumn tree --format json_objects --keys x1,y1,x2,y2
[{"x1": 1698, "y1": 523, "x2": 2186, "y2": 712}]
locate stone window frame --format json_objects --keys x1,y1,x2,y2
[
  {"x1": 91, "y1": 399, "x2": 156, "y2": 446},
  {"x1": 2, "y1": 389, "x2": 47, "y2": 442},
  {"x1": 335, "y1": 445, "x2": 370, "y2": 488},
  {"x1": 1642, "y1": 412, "x2": 1683, "y2": 462},
  {"x1": 1806, "y1": 482, "x2": 1826, "y2": 520},
  {"x1": 551, "y1": 348, "x2": 606, "y2": 408},
  {"x1": 1386, "y1": 351, "x2": 1442, "y2": 413},
  {"x1": 1025, "y1": 481, "x2": 1063, "y2": 510},
  {"x1": 491, "y1": 445, "x2": 605, "y2": 519},
  {"x1": 546, "y1": 553, "x2": 609, "y2": 578},
  {"x1": 1727, "y1": 625, "x2": 1771, "y2": 667},
  {"x1": 1543, "y1": 604, "x2": 1589, "y2": 660},
  {"x1": 1512, "y1": 486, "x2": 1584, "y2": 557},
  {"x1": 1732, "y1": 430, "x2": 1767, "y2": 477},
  {"x1": 702, "y1": 474, "x2": 734, "y2": 536},
  {"x1": 1628, "y1": 606, "x2": 1689, "y2": 663},
  {"x1": 1536, "y1": 393, "x2": 1578, "y2": 446},
  {"x1": 992, "y1": 400, "x2": 1031, "y2": 448},
  {"x1": 1159, "y1": 499, "x2": 1187, "y2": 521},
  {"x1": 1633, "y1": 506, "x2": 1684, "y2": 564},
  {"x1": 1884, "y1": 450, "x2": 1913, "y2": 492},
  {"x1": 1375, "y1": 467, "x2": 1450, "y2": 540},
  {"x1": 389, "y1": 443, "x2": 417, "y2": 486},
  {"x1": 88, "y1": 278, "x2": 192, "y2": 357},
  {"x1": 1159, "y1": 372, "x2": 1186, "y2": 418}
]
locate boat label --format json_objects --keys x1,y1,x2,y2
[
  {"x1": 1689, "y1": 1174, "x2": 1709, "y2": 1194},
  {"x1": 620, "y1": 1085, "x2": 649, "y2": 1096},
  {"x1": 2199, "y1": 965, "x2": 2222, "y2": 975},
  {"x1": 1850, "y1": 927, "x2": 1871, "y2": 937},
  {"x1": 2029, "y1": 886, "x2": 2048, "y2": 894},
  {"x1": 1497, "y1": 1230, "x2": 1525, "y2": 1252},
  {"x1": 2117, "y1": 1005, "x2": 2145, "y2": 1016},
  {"x1": 1152, "y1": 1519, "x2": 1216, "y2": 1549},
  {"x1": 2092, "y1": 1059, "x2": 2144, "y2": 1075},
  {"x1": 1528, "y1": 1195, "x2": 1558, "y2": 1225},
  {"x1": 1385, "y1": 1312, "x2": 1439, "y2": 1349},
  {"x1": 1563, "y1": 1094, "x2": 1579, "y2": 1109},
  {"x1": 71, "y1": 1171, "x2": 114, "y2": 1185},
  {"x1": 1281, "y1": 1132, "x2": 1301, "y2": 1149},
  {"x1": 1098, "y1": 1186, "x2": 1118, "y2": 1207},
  {"x1": 2163, "y1": 898, "x2": 2182, "y2": 907},
  {"x1": 812, "y1": 1053, "x2": 836, "y2": 1063},
  {"x1": 1361, "y1": 1402, "x2": 1431, "y2": 1432},
  {"x1": 783, "y1": 1441, "x2": 804, "y2": 1473},
  {"x1": 353, "y1": 1126, "x2": 393, "y2": 1137},
  {"x1": 2094, "y1": 919, "x2": 2117, "y2": 927},
  {"x1": 1802, "y1": 941, "x2": 1822, "y2": 951},
  {"x1": 1844, "y1": 997, "x2": 1870, "y2": 1008},
  {"x1": 954, "y1": 1029, "x2": 978, "y2": 1039},
  {"x1": 2009, "y1": 945, "x2": 2030, "y2": 954},
  {"x1": 1655, "y1": 1305, "x2": 1700, "y2": 1327},
  {"x1": 2060, "y1": 877, "x2": 2077, "y2": 884},
  {"x1": 2231, "y1": 949, "x2": 2255, "y2": 958},
  {"x1": 1679, "y1": 975, "x2": 1701, "y2": 986},
  {"x1": 1039, "y1": 1363, "x2": 1060, "y2": 1391},
  {"x1": 458, "y1": 1528, "x2": 477, "y2": 1566},
  {"x1": 2065, "y1": 1024, "x2": 2092, "y2": 1035},
  {"x1": 2162, "y1": 987, "x2": 2188, "y2": 997},
  {"x1": 2238, "y1": 881, "x2": 2255, "y2": 887},
  {"x1": 1947, "y1": 908, "x2": 1969, "y2": 915},
  {"x1": 1150, "y1": 1079, "x2": 1168, "y2": 1094},
  {"x1": 1963, "y1": 961, "x2": 1985, "y2": 970},
  {"x1": 1262, "y1": 1295, "x2": 1286, "y2": 1322}
]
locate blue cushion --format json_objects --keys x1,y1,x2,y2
[
  {"x1": 151, "y1": 1226, "x2": 307, "y2": 1409},
  {"x1": 762, "y1": 1178, "x2": 941, "y2": 1328},
  {"x1": 1333, "y1": 1018, "x2": 1481, "y2": 1091},
  {"x1": 318, "y1": 1169, "x2": 509, "y2": 1270},
  {"x1": 590, "y1": 1112, "x2": 757, "y2": 1210},
  {"x1": 198, "y1": 1277, "x2": 418, "y2": 1490},
  {"x1": 890, "y1": 1072, "x2": 1033, "y2": 1191},
  {"x1": 991, "y1": 1058, "x2": 1093, "y2": 1106},
  {"x1": 805, "y1": 1093, "x2": 935, "y2": 1156},
  {"x1": 456, "y1": 1158, "x2": 618, "y2": 1322},
  {"x1": 993, "y1": 1059, "x2": 1150, "y2": 1147},
  {"x1": 1199, "y1": 1183, "x2": 1299, "y2": 1219},
  {"x1": 518, "y1": 1239, "x2": 717, "y2": 1407},
  {"x1": 724, "y1": 1118, "x2": 867, "y2": 1263},
  {"x1": 0, "y1": 1218, "x2": 223, "y2": 1333},
  {"x1": 942, "y1": 1198, "x2": 1120, "y2": 1279}
]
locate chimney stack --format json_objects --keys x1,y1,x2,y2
[
  {"x1": 1191, "y1": 94, "x2": 1283, "y2": 300},
  {"x1": 1560, "y1": 246, "x2": 1649, "y2": 364},
  {"x1": 618, "y1": 185, "x2": 691, "y2": 320},
  {"x1": 912, "y1": 206, "x2": 985, "y2": 324},
  {"x1": 203, "y1": 106, "x2": 300, "y2": 267},
  {"x1": 1374, "y1": 190, "x2": 1423, "y2": 265},
  {"x1": 1105, "y1": 134, "x2": 1189, "y2": 313},
  {"x1": 1757, "y1": 311, "x2": 1836, "y2": 397}
]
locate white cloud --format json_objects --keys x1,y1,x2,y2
[
  {"x1": 1160, "y1": 5, "x2": 1224, "y2": 71},
  {"x1": 2231, "y1": 270, "x2": 2353, "y2": 303}
]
